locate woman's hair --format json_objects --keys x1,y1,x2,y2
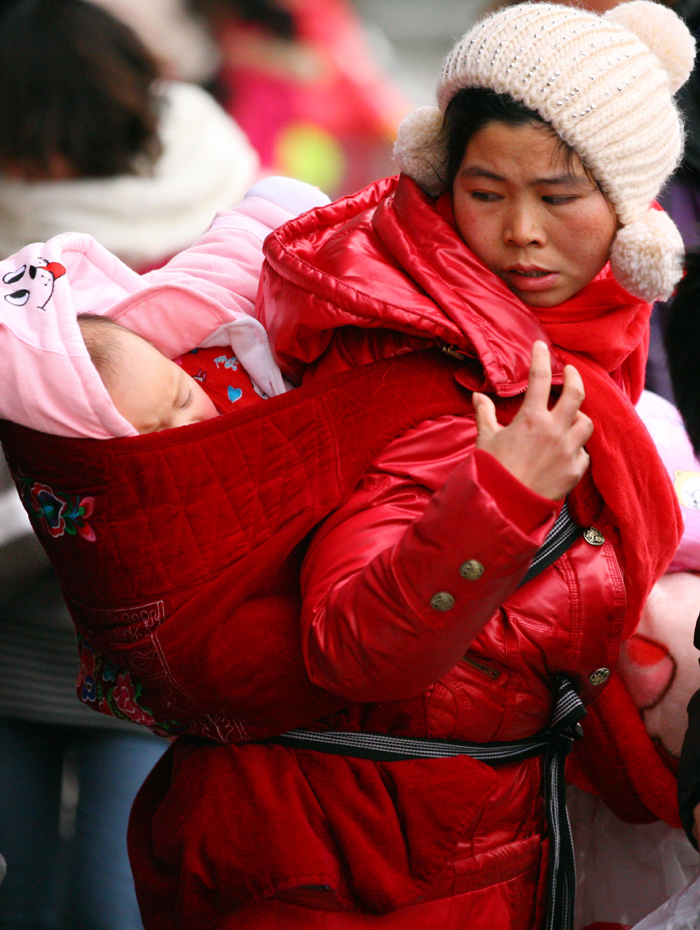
[
  {"x1": 440, "y1": 87, "x2": 581, "y2": 191},
  {"x1": 0, "y1": 0, "x2": 163, "y2": 179},
  {"x1": 77, "y1": 314, "x2": 132, "y2": 390},
  {"x1": 664, "y1": 252, "x2": 700, "y2": 454}
]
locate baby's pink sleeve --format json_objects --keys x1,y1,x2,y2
[{"x1": 110, "y1": 179, "x2": 329, "y2": 397}]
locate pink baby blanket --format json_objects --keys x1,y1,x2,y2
[{"x1": 0, "y1": 177, "x2": 328, "y2": 439}]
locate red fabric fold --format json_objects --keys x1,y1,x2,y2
[
  {"x1": 568, "y1": 675, "x2": 682, "y2": 828},
  {"x1": 264, "y1": 174, "x2": 685, "y2": 826},
  {"x1": 431, "y1": 182, "x2": 682, "y2": 638}
]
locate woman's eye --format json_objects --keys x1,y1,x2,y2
[
  {"x1": 471, "y1": 191, "x2": 501, "y2": 202},
  {"x1": 542, "y1": 195, "x2": 577, "y2": 205}
]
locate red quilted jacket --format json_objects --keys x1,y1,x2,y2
[{"x1": 124, "y1": 175, "x2": 678, "y2": 929}]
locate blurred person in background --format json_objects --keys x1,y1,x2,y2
[
  {"x1": 666, "y1": 255, "x2": 700, "y2": 855},
  {"x1": 89, "y1": 0, "x2": 221, "y2": 85},
  {"x1": 0, "y1": 1, "x2": 245, "y2": 926},
  {"x1": 649, "y1": 0, "x2": 700, "y2": 400},
  {"x1": 0, "y1": 454, "x2": 167, "y2": 930},
  {"x1": 0, "y1": 0, "x2": 259, "y2": 271},
  {"x1": 189, "y1": 0, "x2": 410, "y2": 196}
]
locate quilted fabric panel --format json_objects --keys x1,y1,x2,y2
[{"x1": 0, "y1": 350, "x2": 475, "y2": 738}]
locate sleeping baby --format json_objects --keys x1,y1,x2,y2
[
  {"x1": 77, "y1": 314, "x2": 261, "y2": 434},
  {"x1": 0, "y1": 176, "x2": 327, "y2": 439}
]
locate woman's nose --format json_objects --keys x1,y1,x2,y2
[{"x1": 504, "y1": 206, "x2": 545, "y2": 247}]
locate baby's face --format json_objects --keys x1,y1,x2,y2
[{"x1": 109, "y1": 328, "x2": 219, "y2": 434}]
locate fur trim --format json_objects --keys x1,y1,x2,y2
[
  {"x1": 610, "y1": 209, "x2": 684, "y2": 302},
  {"x1": 393, "y1": 106, "x2": 445, "y2": 196},
  {"x1": 605, "y1": 0, "x2": 695, "y2": 94}
]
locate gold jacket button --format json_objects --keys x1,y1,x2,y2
[
  {"x1": 430, "y1": 591, "x2": 455, "y2": 611},
  {"x1": 588, "y1": 668, "x2": 610, "y2": 686},
  {"x1": 459, "y1": 559, "x2": 485, "y2": 581},
  {"x1": 583, "y1": 527, "x2": 605, "y2": 547}
]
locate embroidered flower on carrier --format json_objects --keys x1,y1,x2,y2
[
  {"x1": 98, "y1": 697, "x2": 114, "y2": 717},
  {"x1": 75, "y1": 636, "x2": 186, "y2": 736},
  {"x1": 13, "y1": 472, "x2": 96, "y2": 541},
  {"x1": 113, "y1": 672, "x2": 156, "y2": 727},
  {"x1": 81, "y1": 676, "x2": 97, "y2": 702},
  {"x1": 29, "y1": 484, "x2": 66, "y2": 536},
  {"x1": 77, "y1": 647, "x2": 97, "y2": 702}
]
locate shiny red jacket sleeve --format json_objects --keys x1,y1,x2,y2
[{"x1": 300, "y1": 417, "x2": 561, "y2": 702}]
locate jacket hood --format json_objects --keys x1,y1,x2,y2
[{"x1": 261, "y1": 174, "x2": 646, "y2": 395}]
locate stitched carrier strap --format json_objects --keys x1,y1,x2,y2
[{"x1": 270, "y1": 677, "x2": 586, "y2": 930}]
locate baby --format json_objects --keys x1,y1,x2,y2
[
  {"x1": 0, "y1": 176, "x2": 328, "y2": 439},
  {"x1": 78, "y1": 314, "x2": 262, "y2": 434}
]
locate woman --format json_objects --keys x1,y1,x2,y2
[{"x1": 129, "y1": 3, "x2": 691, "y2": 927}]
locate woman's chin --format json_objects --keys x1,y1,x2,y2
[{"x1": 505, "y1": 283, "x2": 566, "y2": 309}]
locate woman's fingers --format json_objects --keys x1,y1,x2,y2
[
  {"x1": 571, "y1": 410, "x2": 594, "y2": 447},
  {"x1": 553, "y1": 363, "x2": 586, "y2": 426},
  {"x1": 472, "y1": 341, "x2": 593, "y2": 499},
  {"x1": 473, "y1": 392, "x2": 501, "y2": 444},
  {"x1": 519, "y1": 340, "x2": 553, "y2": 413},
  {"x1": 571, "y1": 445, "x2": 593, "y2": 486}
]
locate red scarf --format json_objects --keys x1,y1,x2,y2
[
  {"x1": 432, "y1": 186, "x2": 682, "y2": 635},
  {"x1": 533, "y1": 273, "x2": 679, "y2": 634},
  {"x1": 271, "y1": 174, "x2": 682, "y2": 637}
]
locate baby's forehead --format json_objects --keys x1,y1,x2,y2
[
  {"x1": 82, "y1": 318, "x2": 170, "y2": 382},
  {"x1": 102, "y1": 322, "x2": 165, "y2": 361},
  {"x1": 117, "y1": 325, "x2": 171, "y2": 357}
]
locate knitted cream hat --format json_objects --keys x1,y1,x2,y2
[{"x1": 394, "y1": 1, "x2": 695, "y2": 302}]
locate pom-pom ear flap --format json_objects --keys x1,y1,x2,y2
[
  {"x1": 610, "y1": 209, "x2": 685, "y2": 303},
  {"x1": 393, "y1": 106, "x2": 447, "y2": 196}
]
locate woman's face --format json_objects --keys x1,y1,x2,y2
[{"x1": 452, "y1": 120, "x2": 617, "y2": 308}]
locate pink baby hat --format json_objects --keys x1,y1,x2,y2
[{"x1": 0, "y1": 233, "x2": 142, "y2": 438}]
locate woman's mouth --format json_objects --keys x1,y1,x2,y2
[{"x1": 504, "y1": 267, "x2": 559, "y2": 292}]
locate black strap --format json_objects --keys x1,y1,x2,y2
[
  {"x1": 269, "y1": 507, "x2": 585, "y2": 925},
  {"x1": 518, "y1": 502, "x2": 581, "y2": 588},
  {"x1": 269, "y1": 678, "x2": 586, "y2": 930},
  {"x1": 542, "y1": 677, "x2": 586, "y2": 930},
  {"x1": 271, "y1": 724, "x2": 551, "y2": 764}
]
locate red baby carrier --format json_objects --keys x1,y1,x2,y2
[{"x1": 0, "y1": 349, "x2": 474, "y2": 743}]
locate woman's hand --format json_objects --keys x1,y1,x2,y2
[{"x1": 473, "y1": 340, "x2": 593, "y2": 501}]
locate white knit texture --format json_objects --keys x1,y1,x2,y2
[
  {"x1": 393, "y1": 0, "x2": 695, "y2": 301},
  {"x1": 610, "y1": 209, "x2": 684, "y2": 302},
  {"x1": 605, "y1": 1, "x2": 695, "y2": 93},
  {"x1": 393, "y1": 106, "x2": 445, "y2": 196}
]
